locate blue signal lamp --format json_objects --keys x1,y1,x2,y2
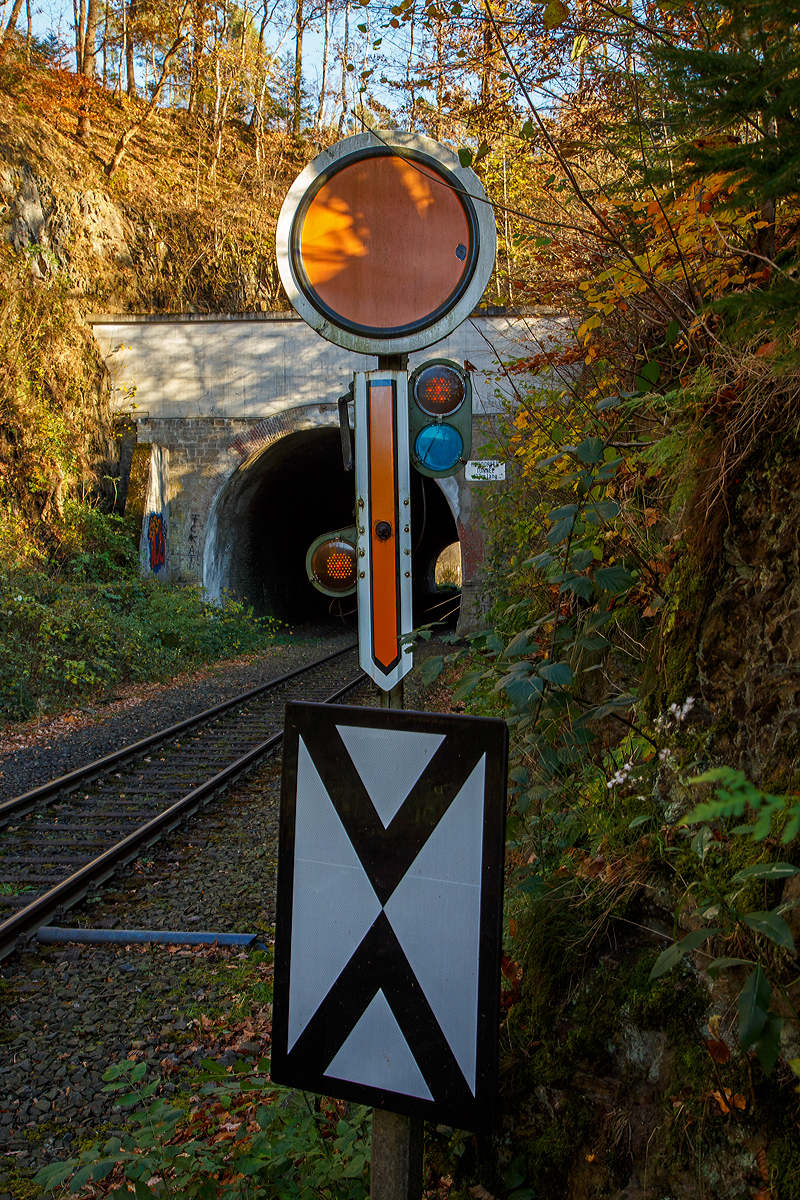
[{"x1": 408, "y1": 360, "x2": 472, "y2": 479}]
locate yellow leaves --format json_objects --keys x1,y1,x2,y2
[
  {"x1": 571, "y1": 32, "x2": 588, "y2": 60},
  {"x1": 712, "y1": 1087, "x2": 746, "y2": 1115},
  {"x1": 577, "y1": 312, "x2": 602, "y2": 341}
]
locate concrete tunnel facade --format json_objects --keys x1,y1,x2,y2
[{"x1": 91, "y1": 311, "x2": 572, "y2": 633}]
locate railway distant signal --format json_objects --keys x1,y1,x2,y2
[
  {"x1": 275, "y1": 131, "x2": 497, "y2": 357},
  {"x1": 408, "y1": 359, "x2": 472, "y2": 478},
  {"x1": 306, "y1": 527, "x2": 358, "y2": 597},
  {"x1": 277, "y1": 130, "x2": 497, "y2": 691},
  {"x1": 271, "y1": 701, "x2": 508, "y2": 1132}
]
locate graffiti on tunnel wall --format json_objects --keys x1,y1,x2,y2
[{"x1": 147, "y1": 512, "x2": 166, "y2": 572}]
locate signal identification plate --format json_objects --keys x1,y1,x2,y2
[{"x1": 271, "y1": 701, "x2": 508, "y2": 1132}]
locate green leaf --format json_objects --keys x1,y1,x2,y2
[
  {"x1": 636, "y1": 359, "x2": 660, "y2": 385},
  {"x1": 458, "y1": 148, "x2": 473, "y2": 168},
  {"x1": 34, "y1": 1161, "x2": 79, "y2": 1192},
  {"x1": 649, "y1": 928, "x2": 721, "y2": 980},
  {"x1": 571, "y1": 548, "x2": 594, "y2": 571},
  {"x1": 594, "y1": 565, "x2": 634, "y2": 593},
  {"x1": 542, "y1": 0, "x2": 569, "y2": 28},
  {"x1": 753, "y1": 1012, "x2": 784, "y2": 1075},
  {"x1": 536, "y1": 451, "x2": 566, "y2": 470},
  {"x1": 420, "y1": 655, "x2": 444, "y2": 684},
  {"x1": 547, "y1": 516, "x2": 575, "y2": 547},
  {"x1": 706, "y1": 956, "x2": 754, "y2": 976},
  {"x1": 595, "y1": 393, "x2": 621, "y2": 411},
  {"x1": 452, "y1": 670, "x2": 486, "y2": 702},
  {"x1": 739, "y1": 964, "x2": 771, "y2": 1048},
  {"x1": 499, "y1": 675, "x2": 544, "y2": 710},
  {"x1": 742, "y1": 910, "x2": 796, "y2": 951},
  {"x1": 547, "y1": 503, "x2": 579, "y2": 521},
  {"x1": 629, "y1": 814, "x2": 654, "y2": 829},
  {"x1": 505, "y1": 1157, "x2": 527, "y2": 1190},
  {"x1": 70, "y1": 1165, "x2": 96, "y2": 1192},
  {"x1": 504, "y1": 628, "x2": 536, "y2": 658},
  {"x1": 733, "y1": 862, "x2": 800, "y2": 882},
  {"x1": 538, "y1": 661, "x2": 573, "y2": 686},
  {"x1": 570, "y1": 633, "x2": 608, "y2": 651},
  {"x1": 574, "y1": 436, "x2": 604, "y2": 464},
  {"x1": 584, "y1": 499, "x2": 620, "y2": 524},
  {"x1": 665, "y1": 319, "x2": 680, "y2": 344},
  {"x1": 91, "y1": 1159, "x2": 120, "y2": 1183},
  {"x1": 561, "y1": 574, "x2": 594, "y2": 601}
]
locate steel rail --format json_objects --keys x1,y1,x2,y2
[
  {"x1": 0, "y1": 641, "x2": 356, "y2": 821},
  {"x1": 0, "y1": 667, "x2": 364, "y2": 962}
]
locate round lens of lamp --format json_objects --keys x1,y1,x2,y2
[
  {"x1": 414, "y1": 365, "x2": 465, "y2": 417},
  {"x1": 311, "y1": 537, "x2": 357, "y2": 593},
  {"x1": 415, "y1": 425, "x2": 463, "y2": 472}
]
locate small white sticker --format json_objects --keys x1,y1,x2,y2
[{"x1": 465, "y1": 460, "x2": 506, "y2": 481}]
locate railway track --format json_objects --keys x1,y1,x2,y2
[{"x1": 0, "y1": 642, "x2": 363, "y2": 961}]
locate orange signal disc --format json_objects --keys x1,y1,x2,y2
[{"x1": 297, "y1": 155, "x2": 474, "y2": 333}]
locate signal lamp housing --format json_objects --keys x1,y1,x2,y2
[
  {"x1": 306, "y1": 526, "x2": 358, "y2": 597},
  {"x1": 408, "y1": 359, "x2": 472, "y2": 478}
]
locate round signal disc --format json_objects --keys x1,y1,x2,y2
[{"x1": 276, "y1": 131, "x2": 498, "y2": 355}]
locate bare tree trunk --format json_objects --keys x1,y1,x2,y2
[
  {"x1": 480, "y1": 16, "x2": 491, "y2": 109},
  {"x1": 0, "y1": 0, "x2": 26, "y2": 46},
  {"x1": 434, "y1": 15, "x2": 443, "y2": 139},
  {"x1": 82, "y1": 0, "x2": 98, "y2": 78},
  {"x1": 24, "y1": 0, "x2": 30, "y2": 61},
  {"x1": 75, "y1": 0, "x2": 98, "y2": 140},
  {"x1": 292, "y1": 0, "x2": 303, "y2": 139},
  {"x1": 337, "y1": 0, "x2": 349, "y2": 135},
  {"x1": 187, "y1": 35, "x2": 199, "y2": 114},
  {"x1": 74, "y1": 0, "x2": 85, "y2": 71},
  {"x1": 125, "y1": 0, "x2": 137, "y2": 96},
  {"x1": 405, "y1": 8, "x2": 415, "y2": 127},
  {"x1": 102, "y1": 0, "x2": 109, "y2": 85},
  {"x1": 315, "y1": 0, "x2": 329, "y2": 128},
  {"x1": 105, "y1": 14, "x2": 189, "y2": 177}
]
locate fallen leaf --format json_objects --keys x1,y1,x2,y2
[
  {"x1": 469, "y1": 1187, "x2": 497, "y2": 1200},
  {"x1": 704, "y1": 1037, "x2": 731, "y2": 1064}
]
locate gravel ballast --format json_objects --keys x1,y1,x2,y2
[
  {"x1": 0, "y1": 631, "x2": 355, "y2": 802},
  {"x1": 0, "y1": 634, "x2": 450, "y2": 1196}
]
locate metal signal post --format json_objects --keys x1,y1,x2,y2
[{"x1": 354, "y1": 369, "x2": 414, "y2": 693}]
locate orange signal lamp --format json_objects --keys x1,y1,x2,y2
[{"x1": 306, "y1": 527, "x2": 358, "y2": 597}]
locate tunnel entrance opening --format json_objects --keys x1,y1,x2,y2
[
  {"x1": 410, "y1": 472, "x2": 462, "y2": 629},
  {"x1": 204, "y1": 427, "x2": 460, "y2": 629}
]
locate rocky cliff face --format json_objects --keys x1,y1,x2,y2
[{"x1": 699, "y1": 448, "x2": 800, "y2": 782}]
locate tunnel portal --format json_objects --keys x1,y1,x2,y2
[{"x1": 204, "y1": 427, "x2": 461, "y2": 627}]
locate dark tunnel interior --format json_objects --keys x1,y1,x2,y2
[{"x1": 210, "y1": 427, "x2": 461, "y2": 627}]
